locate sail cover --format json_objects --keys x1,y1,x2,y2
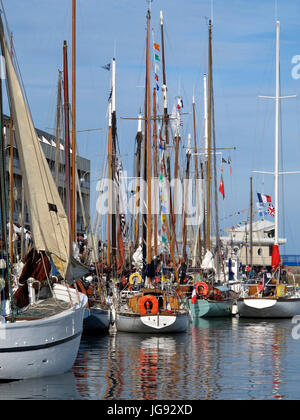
[{"x1": 0, "y1": 19, "x2": 71, "y2": 279}]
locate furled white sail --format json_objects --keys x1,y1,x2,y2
[
  {"x1": 0, "y1": 19, "x2": 72, "y2": 279},
  {"x1": 201, "y1": 250, "x2": 216, "y2": 272}
]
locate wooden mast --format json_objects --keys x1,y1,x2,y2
[
  {"x1": 134, "y1": 113, "x2": 142, "y2": 249},
  {"x1": 111, "y1": 57, "x2": 117, "y2": 272},
  {"x1": 153, "y1": 87, "x2": 158, "y2": 257},
  {"x1": 192, "y1": 97, "x2": 202, "y2": 263},
  {"x1": 9, "y1": 32, "x2": 13, "y2": 262},
  {"x1": 71, "y1": 0, "x2": 77, "y2": 243},
  {"x1": 206, "y1": 20, "x2": 212, "y2": 251},
  {"x1": 160, "y1": 10, "x2": 173, "y2": 242},
  {"x1": 182, "y1": 135, "x2": 191, "y2": 259},
  {"x1": 107, "y1": 101, "x2": 112, "y2": 269},
  {"x1": 63, "y1": 40, "x2": 72, "y2": 248},
  {"x1": 250, "y1": 176, "x2": 253, "y2": 268},
  {"x1": 146, "y1": 6, "x2": 152, "y2": 279}
]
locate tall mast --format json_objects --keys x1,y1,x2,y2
[
  {"x1": 153, "y1": 87, "x2": 158, "y2": 257},
  {"x1": 107, "y1": 101, "x2": 112, "y2": 269},
  {"x1": 9, "y1": 33, "x2": 13, "y2": 263},
  {"x1": 146, "y1": 7, "x2": 152, "y2": 276},
  {"x1": 71, "y1": 0, "x2": 77, "y2": 243},
  {"x1": 192, "y1": 96, "x2": 202, "y2": 262},
  {"x1": 250, "y1": 176, "x2": 253, "y2": 267},
  {"x1": 63, "y1": 40, "x2": 72, "y2": 248},
  {"x1": 274, "y1": 20, "x2": 280, "y2": 246},
  {"x1": 160, "y1": 10, "x2": 173, "y2": 237},
  {"x1": 206, "y1": 20, "x2": 212, "y2": 251},
  {"x1": 183, "y1": 134, "x2": 191, "y2": 259},
  {"x1": 134, "y1": 113, "x2": 142, "y2": 248},
  {"x1": 111, "y1": 57, "x2": 117, "y2": 271}
]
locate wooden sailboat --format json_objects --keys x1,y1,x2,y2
[
  {"x1": 114, "y1": 5, "x2": 189, "y2": 334},
  {"x1": 187, "y1": 19, "x2": 237, "y2": 318},
  {"x1": 0, "y1": 14, "x2": 88, "y2": 380},
  {"x1": 237, "y1": 20, "x2": 300, "y2": 318}
]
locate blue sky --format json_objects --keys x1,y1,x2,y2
[{"x1": 2, "y1": 0, "x2": 300, "y2": 254}]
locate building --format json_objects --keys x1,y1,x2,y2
[
  {"x1": 4, "y1": 115, "x2": 90, "y2": 236},
  {"x1": 221, "y1": 219, "x2": 286, "y2": 267}
]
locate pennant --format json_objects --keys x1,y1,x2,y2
[
  {"x1": 257, "y1": 193, "x2": 272, "y2": 204},
  {"x1": 156, "y1": 83, "x2": 159, "y2": 91},
  {"x1": 154, "y1": 73, "x2": 159, "y2": 82},
  {"x1": 101, "y1": 63, "x2": 111, "y2": 71},
  {"x1": 155, "y1": 54, "x2": 160, "y2": 62},
  {"x1": 222, "y1": 157, "x2": 227, "y2": 163},
  {"x1": 154, "y1": 43, "x2": 160, "y2": 51},
  {"x1": 219, "y1": 171, "x2": 225, "y2": 199}
]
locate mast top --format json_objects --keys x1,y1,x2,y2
[
  {"x1": 160, "y1": 10, "x2": 163, "y2": 25},
  {"x1": 147, "y1": 0, "x2": 153, "y2": 13}
]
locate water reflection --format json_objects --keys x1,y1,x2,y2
[
  {"x1": 0, "y1": 372, "x2": 80, "y2": 400},
  {"x1": 1, "y1": 317, "x2": 296, "y2": 399}
]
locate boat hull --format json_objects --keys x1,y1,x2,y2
[
  {"x1": 116, "y1": 312, "x2": 189, "y2": 333},
  {"x1": 83, "y1": 307, "x2": 111, "y2": 333},
  {"x1": 0, "y1": 284, "x2": 87, "y2": 380},
  {"x1": 237, "y1": 297, "x2": 300, "y2": 318},
  {"x1": 188, "y1": 298, "x2": 234, "y2": 318}
]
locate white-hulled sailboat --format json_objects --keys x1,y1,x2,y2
[
  {"x1": 237, "y1": 20, "x2": 300, "y2": 318},
  {"x1": 0, "y1": 14, "x2": 88, "y2": 379},
  {"x1": 114, "y1": 5, "x2": 190, "y2": 334}
]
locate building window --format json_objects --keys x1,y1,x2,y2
[{"x1": 257, "y1": 248, "x2": 263, "y2": 256}]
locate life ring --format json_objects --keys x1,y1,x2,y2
[
  {"x1": 129, "y1": 272, "x2": 142, "y2": 285},
  {"x1": 139, "y1": 295, "x2": 159, "y2": 315},
  {"x1": 195, "y1": 281, "x2": 209, "y2": 297}
]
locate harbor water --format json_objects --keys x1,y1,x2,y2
[{"x1": 1, "y1": 317, "x2": 300, "y2": 400}]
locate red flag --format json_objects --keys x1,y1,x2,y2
[
  {"x1": 154, "y1": 73, "x2": 159, "y2": 82},
  {"x1": 154, "y1": 43, "x2": 160, "y2": 51},
  {"x1": 191, "y1": 288, "x2": 197, "y2": 304},
  {"x1": 219, "y1": 171, "x2": 225, "y2": 199},
  {"x1": 271, "y1": 244, "x2": 281, "y2": 271}
]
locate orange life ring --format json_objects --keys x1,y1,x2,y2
[
  {"x1": 139, "y1": 295, "x2": 159, "y2": 315},
  {"x1": 195, "y1": 281, "x2": 209, "y2": 297}
]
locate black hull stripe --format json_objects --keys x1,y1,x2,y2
[{"x1": 0, "y1": 331, "x2": 82, "y2": 353}]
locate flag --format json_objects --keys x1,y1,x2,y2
[
  {"x1": 101, "y1": 63, "x2": 111, "y2": 71},
  {"x1": 268, "y1": 204, "x2": 275, "y2": 217},
  {"x1": 272, "y1": 244, "x2": 281, "y2": 270},
  {"x1": 222, "y1": 157, "x2": 227, "y2": 163},
  {"x1": 219, "y1": 171, "x2": 225, "y2": 199},
  {"x1": 155, "y1": 54, "x2": 160, "y2": 62},
  {"x1": 154, "y1": 43, "x2": 160, "y2": 51},
  {"x1": 191, "y1": 287, "x2": 197, "y2": 304},
  {"x1": 257, "y1": 193, "x2": 272, "y2": 204},
  {"x1": 154, "y1": 73, "x2": 159, "y2": 82}
]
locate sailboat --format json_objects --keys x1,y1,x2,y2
[
  {"x1": 187, "y1": 19, "x2": 237, "y2": 318},
  {"x1": 0, "y1": 14, "x2": 88, "y2": 379},
  {"x1": 114, "y1": 6, "x2": 190, "y2": 334},
  {"x1": 237, "y1": 20, "x2": 300, "y2": 318}
]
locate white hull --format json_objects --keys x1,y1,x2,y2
[
  {"x1": 83, "y1": 307, "x2": 111, "y2": 332},
  {"x1": 116, "y1": 312, "x2": 190, "y2": 333},
  {"x1": 238, "y1": 297, "x2": 300, "y2": 318},
  {"x1": 0, "y1": 284, "x2": 87, "y2": 380}
]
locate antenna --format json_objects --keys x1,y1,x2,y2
[
  {"x1": 275, "y1": 0, "x2": 278, "y2": 21},
  {"x1": 147, "y1": 0, "x2": 153, "y2": 13}
]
